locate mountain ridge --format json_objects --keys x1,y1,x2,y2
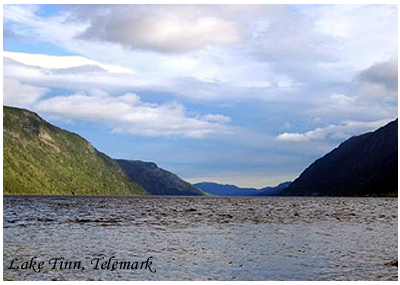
[
  {"x1": 117, "y1": 159, "x2": 205, "y2": 196},
  {"x1": 282, "y1": 119, "x2": 398, "y2": 196},
  {"x1": 194, "y1": 181, "x2": 291, "y2": 196},
  {"x1": 3, "y1": 106, "x2": 147, "y2": 196}
]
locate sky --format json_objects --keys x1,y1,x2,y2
[{"x1": 2, "y1": 4, "x2": 398, "y2": 187}]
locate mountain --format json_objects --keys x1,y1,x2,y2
[
  {"x1": 116, "y1": 160, "x2": 205, "y2": 196},
  {"x1": 282, "y1": 119, "x2": 398, "y2": 196},
  {"x1": 193, "y1": 182, "x2": 258, "y2": 196},
  {"x1": 257, "y1": 181, "x2": 292, "y2": 196},
  {"x1": 3, "y1": 106, "x2": 147, "y2": 196},
  {"x1": 194, "y1": 181, "x2": 291, "y2": 196}
]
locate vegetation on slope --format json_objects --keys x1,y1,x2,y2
[{"x1": 3, "y1": 106, "x2": 147, "y2": 195}]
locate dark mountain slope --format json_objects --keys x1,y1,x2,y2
[
  {"x1": 117, "y1": 160, "x2": 205, "y2": 196},
  {"x1": 282, "y1": 119, "x2": 398, "y2": 196},
  {"x1": 3, "y1": 106, "x2": 147, "y2": 195},
  {"x1": 257, "y1": 181, "x2": 292, "y2": 196}
]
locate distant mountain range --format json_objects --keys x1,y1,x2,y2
[
  {"x1": 282, "y1": 119, "x2": 398, "y2": 196},
  {"x1": 194, "y1": 181, "x2": 291, "y2": 196}
]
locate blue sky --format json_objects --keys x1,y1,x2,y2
[{"x1": 3, "y1": 4, "x2": 398, "y2": 187}]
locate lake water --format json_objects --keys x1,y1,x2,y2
[{"x1": 3, "y1": 196, "x2": 398, "y2": 281}]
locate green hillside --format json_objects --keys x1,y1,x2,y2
[{"x1": 3, "y1": 106, "x2": 147, "y2": 196}]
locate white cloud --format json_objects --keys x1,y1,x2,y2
[
  {"x1": 33, "y1": 91, "x2": 231, "y2": 138},
  {"x1": 313, "y1": 5, "x2": 397, "y2": 72},
  {"x1": 3, "y1": 4, "x2": 39, "y2": 23},
  {"x1": 3, "y1": 53, "x2": 163, "y2": 93},
  {"x1": 3, "y1": 78, "x2": 49, "y2": 107},
  {"x1": 4, "y1": 51, "x2": 134, "y2": 74},
  {"x1": 276, "y1": 119, "x2": 392, "y2": 142},
  {"x1": 3, "y1": 4, "x2": 88, "y2": 48},
  {"x1": 2, "y1": 50, "x2": 296, "y2": 102},
  {"x1": 276, "y1": 131, "x2": 319, "y2": 142},
  {"x1": 3, "y1": 5, "x2": 397, "y2": 104},
  {"x1": 74, "y1": 5, "x2": 246, "y2": 53},
  {"x1": 200, "y1": 114, "x2": 231, "y2": 124}
]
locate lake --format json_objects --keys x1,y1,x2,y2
[{"x1": 3, "y1": 196, "x2": 398, "y2": 281}]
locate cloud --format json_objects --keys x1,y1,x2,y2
[
  {"x1": 3, "y1": 4, "x2": 39, "y2": 23},
  {"x1": 3, "y1": 50, "x2": 233, "y2": 139},
  {"x1": 276, "y1": 119, "x2": 392, "y2": 142},
  {"x1": 2, "y1": 50, "x2": 295, "y2": 102},
  {"x1": 33, "y1": 90, "x2": 231, "y2": 138},
  {"x1": 276, "y1": 131, "x2": 320, "y2": 142},
  {"x1": 356, "y1": 57, "x2": 398, "y2": 103},
  {"x1": 200, "y1": 114, "x2": 231, "y2": 124},
  {"x1": 4, "y1": 51, "x2": 134, "y2": 73},
  {"x1": 3, "y1": 78, "x2": 49, "y2": 107},
  {"x1": 74, "y1": 5, "x2": 246, "y2": 53},
  {"x1": 3, "y1": 52, "x2": 163, "y2": 94},
  {"x1": 313, "y1": 5, "x2": 397, "y2": 72},
  {"x1": 3, "y1": 5, "x2": 397, "y2": 105},
  {"x1": 305, "y1": 57, "x2": 398, "y2": 124},
  {"x1": 359, "y1": 57, "x2": 398, "y2": 90}
]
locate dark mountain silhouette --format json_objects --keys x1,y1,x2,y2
[{"x1": 282, "y1": 119, "x2": 398, "y2": 196}]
